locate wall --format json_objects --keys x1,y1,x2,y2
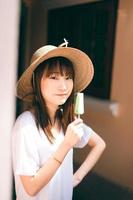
[
  {"x1": 0, "y1": 0, "x2": 20, "y2": 199},
  {"x1": 75, "y1": 0, "x2": 133, "y2": 190},
  {"x1": 109, "y1": 0, "x2": 133, "y2": 188}
]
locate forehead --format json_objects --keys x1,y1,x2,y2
[{"x1": 44, "y1": 59, "x2": 74, "y2": 76}]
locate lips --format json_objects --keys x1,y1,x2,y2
[{"x1": 56, "y1": 94, "x2": 67, "y2": 96}]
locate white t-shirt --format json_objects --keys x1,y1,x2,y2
[{"x1": 12, "y1": 111, "x2": 93, "y2": 200}]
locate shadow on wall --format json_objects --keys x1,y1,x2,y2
[{"x1": 73, "y1": 163, "x2": 133, "y2": 200}]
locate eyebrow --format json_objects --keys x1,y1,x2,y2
[
  {"x1": 49, "y1": 71, "x2": 69, "y2": 75},
  {"x1": 50, "y1": 72, "x2": 61, "y2": 74}
]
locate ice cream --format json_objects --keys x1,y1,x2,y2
[{"x1": 74, "y1": 92, "x2": 84, "y2": 118}]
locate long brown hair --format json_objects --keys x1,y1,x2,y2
[{"x1": 32, "y1": 56, "x2": 75, "y2": 143}]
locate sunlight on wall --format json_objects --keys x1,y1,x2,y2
[{"x1": 0, "y1": 0, "x2": 20, "y2": 199}]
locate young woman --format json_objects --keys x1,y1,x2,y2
[{"x1": 12, "y1": 42, "x2": 106, "y2": 200}]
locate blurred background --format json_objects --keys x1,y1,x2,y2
[{"x1": 0, "y1": 0, "x2": 133, "y2": 199}]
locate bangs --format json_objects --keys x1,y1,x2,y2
[{"x1": 44, "y1": 57, "x2": 75, "y2": 79}]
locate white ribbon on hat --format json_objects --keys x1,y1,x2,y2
[{"x1": 59, "y1": 38, "x2": 68, "y2": 47}]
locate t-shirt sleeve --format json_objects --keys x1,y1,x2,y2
[
  {"x1": 74, "y1": 123, "x2": 93, "y2": 148},
  {"x1": 12, "y1": 114, "x2": 40, "y2": 176}
]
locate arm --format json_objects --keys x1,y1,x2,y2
[
  {"x1": 73, "y1": 131, "x2": 106, "y2": 187},
  {"x1": 20, "y1": 141, "x2": 70, "y2": 196},
  {"x1": 20, "y1": 118, "x2": 83, "y2": 196}
]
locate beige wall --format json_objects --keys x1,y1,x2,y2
[
  {"x1": 75, "y1": 0, "x2": 133, "y2": 190},
  {"x1": 0, "y1": 0, "x2": 20, "y2": 199}
]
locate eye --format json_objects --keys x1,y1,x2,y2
[
  {"x1": 66, "y1": 75, "x2": 72, "y2": 80},
  {"x1": 49, "y1": 73, "x2": 57, "y2": 79}
]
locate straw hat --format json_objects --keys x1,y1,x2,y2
[{"x1": 17, "y1": 40, "x2": 94, "y2": 102}]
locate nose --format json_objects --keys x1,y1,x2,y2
[{"x1": 59, "y1": 79, "x2": 67, "y2": 90}]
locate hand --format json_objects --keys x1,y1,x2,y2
[
  {"x1": 73, "y1": 173, "x2": 83, "y2": 188},
  {"x1": 64, "y1": 118, "x2": 84, "y2": 149}
]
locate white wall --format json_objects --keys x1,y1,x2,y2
[{"x1": 0, "y1": 0, "x2": 20, "y2": 199}]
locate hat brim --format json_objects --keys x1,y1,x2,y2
[{"x1": 17, "y1": 47, "x2": 94, "y2": 102}]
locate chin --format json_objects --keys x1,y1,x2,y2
[{"x1": 58, "y1": 99, "x2": 67, "y2": 105}]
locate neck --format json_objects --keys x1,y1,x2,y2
[{"x1": 46, "y1": 104, "x2": 58, "y2": 125}]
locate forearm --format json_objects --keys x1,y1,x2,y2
[
  {"x1": 73, "y1": 140, "x2": 106, "y2": 186},
  {"x1": 21, "y1": 141, "x2": 71, "y2": 196}
]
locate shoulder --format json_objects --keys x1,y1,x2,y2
[
  {"x1": 12, "y1": 111, "x2": 37, "y2": 136},
  {"x1": 15, "y1": 111, "x2": 36, "y2": 127},
  {"x1": 83, "y1": 123, "x2": 94, "y2": 135}
]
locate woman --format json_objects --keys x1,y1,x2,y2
[{"x1": 12, "y1": 41, "x2": 106, "y2": 200}]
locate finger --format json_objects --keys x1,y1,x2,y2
[
  {"x1": 75, "y1": 123, "x2": 84, "y2": 129},
  {"x1": 71, "y1": 118, "x2": 83, "y2": 125},
  {"x1": 75, "y1": 127, "x2": 84, "y2": 138}
]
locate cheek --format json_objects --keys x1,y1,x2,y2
[
  {"x1": 68, "y1": 81, "x2": 74, "y2": 93},
  {"x1": 40, "y1": 79, "x2": 49, "y2": 97},
  {"x1": 40, "y1": 80, "x2": 45, "y2": 94},
  {"x1": 70, "y1": 80, "x2": 74, "y2": 88}
]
